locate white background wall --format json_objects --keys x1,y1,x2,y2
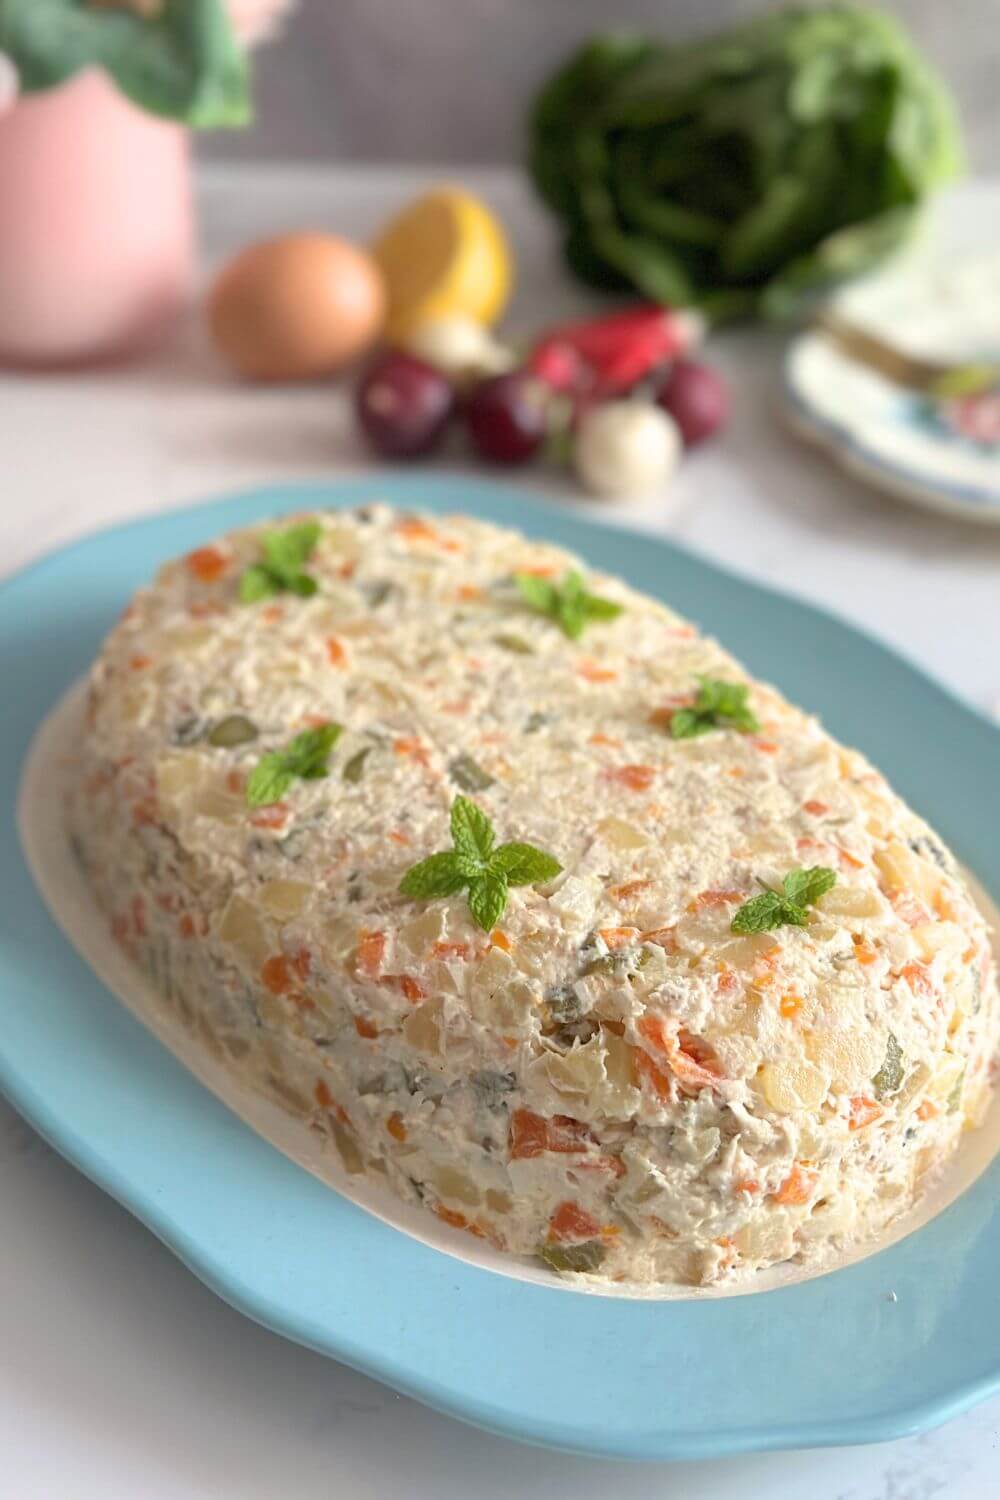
[{"x1": 205, "y1": 0, "x2": 998, "y2": 168}]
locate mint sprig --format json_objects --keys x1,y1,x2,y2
[
  {"x1": 246, "y1": 722, "x2": 341, "y2": 808},
  {"x1": 731, "y1": 866, "x2": 837, "y2": 934},
  {"x1": 240, "y1": 521, "x2": 321, "y2": 603},
  {"x1": 400, "y1": 796, "x2": 562, "y2": 931},
  {"x1": 515, "y1": 569, "x2": 622, "y2": 641},
  {"x1": 670, "y1": 676, "x2": 760, "y2": 739}
]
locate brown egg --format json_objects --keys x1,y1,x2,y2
[{"x1": 208, "y1": 233, "x2": 385, "y2": 381}]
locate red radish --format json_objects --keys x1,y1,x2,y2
[
  {"x1": 657, "y1": 361, "x2": 728, "y2": 447},
  {"x1": 464, "y1": 371, "x2": 549, "y2": 464},
  {"x1": 529, "y1": 305, "x2": 702, "y2": 398},
  {"x1": 356, "y1": 351, "x2": 455, "y2": 458}
]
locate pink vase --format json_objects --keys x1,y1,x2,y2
[{"x1": 0, "y1": 68, "x2": 195, "y2": 367}]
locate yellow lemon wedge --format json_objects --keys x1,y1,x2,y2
[{"x1": 372, "y1": 187, "x2": 512, "y2": 341}]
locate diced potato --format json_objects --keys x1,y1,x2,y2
[
  {"x1": 816, "y1": 884, "x2": 882, "y2": 920},
  {"x1": 160, "y1": 623, "x2": 214, "y2": 655},
  {"x1": 485, "y1": 1189, "x2": 512, "y2": 1215},
  {"x1": 156, "y1": 754, "x2": 203, "y2": 802},
  {"x1": 403, "y1": 997, "x2": 444, "y2": 1054},
  {"x1": 911, "y1": 921, "x2": 965, "y2": 962},
  {"x1": 805, "y1": 1027, "x2": 886, "y2": 1092},
  {"x1": 195, "y1": 783, "x2": 244, "y2": 823},
  {"x1": 331, "y1": 1120, "x2": 365, "y2": 1175},
  {"x1": 734, "y1": 1210, "x2": 795, "y2": 1262},
  {"x1": 217, "y1": 893, "x2": 269, "y2": 965},
  {"x1": 758, "y1": 1056, "x2": 830, "y2": 1113},
  {"x1": 398, "y1": 907, "x2": 446, "y2": 956},
  {"x1": 258, "y1": 879, "x2": 311, "y2": 920},
  {"x1": 596, "y1": 816, "x2": 647, "y2": 851},
  {"x1": 604, "y1": 1033, "x2": 640, "y2": 1095},
  {"x1": 715, "y1": 933, "x2": 778, "y2": 972},
  {"x1": 427, "y1": 1164, "x2": 481, "y2": 1207},
  {"x1": 927, "y1": 1054, "x2": 965, "y2": 1103},
  {"x1": 874, "y1": 841, "x2": 942, "y2": 904},
  {"x1": 541, "y1": 1038, "x2": 604, "y2": 1097}
]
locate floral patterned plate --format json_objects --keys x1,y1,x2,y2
[{"x1": 784, "y1": 182, "x2": 1000, "y2": 523}]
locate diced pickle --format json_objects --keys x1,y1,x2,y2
[
  {"x1": 342, "y1": 747, "x2": 372, "y2": 783},
  {"x1": 538, "y1": 1240, "x2": 607, "y2": 1275},
  {"x1": 449, "y1": 753, "x2": 494, "y2": 792},
  {"x1": 207, "y1": 714, "x2": 258, "y2": 747},
  {"x1": 871, "y1": 1032, "x2": 904, "y2": 1098}
]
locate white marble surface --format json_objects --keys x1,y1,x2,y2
[{"x1": 2, "y1": 166, "x2": 999, "y2": 1498}]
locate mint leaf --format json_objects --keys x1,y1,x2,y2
[
  {"x1": 492, "y1": 842, "x2": 563, "y2": 885},
  {"x1": 399, "y1": 798, "x2": 560, "y2": 931},
  {"x1": 468, "y1": 870, "x2": 509, "y2": 932},
  {"x1": 730, "y1": 866, "x2": 837, "y2": 933},
  {"x1": 239, "y1": 565, "x2": 278, "y2": 603},
  {"x1": 783, "y1": 866, "x2": 837, "y2": 907},
  {"x1": 399, "y1": 851, "x2": 467, "y2": 899},
  {"x1": 670, "y1": 677, "x2": 760, "y2": 739},
  {"x1": 451, "y1": 796, "x2": 495, "y2": 864},
  {"x1": 515, "y1": 569, "x2": 623, "y2": 640},
  {"x1": 730, "y1": 891, "x2": 790, "y2": 934},
  {"x1": 263, "y1": 521, "x2": 321, "y2": 579},
  {"x1": 240, "y1": 521, "x2": 321, "y2": 602},
  {"x1": 246, "y1": 722, "x2": 341, "y2": 807},
  {"x1": 246, "y1": 753, "x2": 294, "y2": 809}
]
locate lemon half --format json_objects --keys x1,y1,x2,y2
[{"x1": 372, "y1": 187, "x2": 512, "y2": 341}]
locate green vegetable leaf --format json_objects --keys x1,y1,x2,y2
[
  {"x1": 731, "y1": 866, "x2": 837, "y2": 933},
  {"x1": 246, "y1": 723, "x2": 341, "y2": 808},
  {"x1": 400, "y1": 798, "x2": 561, "y2": 931},
  {"x1": 240, "y1": 521, "x2": 321, "y2": 603},
  {"x1": 670, "y1": 677, "x2": 760, "y2": 739},
  {"x1": 782, "y1": 866, "x2": 837, "y2": 908},
  {"x1": 515, "y1": 568, "x2": 623, "y2": 640},
  {"x1": 468, "y1": 870, "x2": 509, "y2": 933},
  {"x1": 492, "y1": 843, "x2": 563, "y2": 886},
  {"x1": 0, "y1": 0, "x2": 250, "y2": 128},
  {"x1": 399, "y1": 851, "x2": 467, "y2": 900},
  {"x1": 450, "y1": 796, "x2": 495, "y2": 865}
]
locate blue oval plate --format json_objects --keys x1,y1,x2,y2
[{"x1": 4, "y1": 477, "x2": 1000, "y2": 1461}]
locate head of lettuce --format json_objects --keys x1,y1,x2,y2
[{"x1": 529, "y1": 5, "x2": 962, "y2": 320}]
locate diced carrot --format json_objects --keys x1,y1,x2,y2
[
  {"x1": 261, "y1": 604, "x2": 285, "y2": 625},
  {"x1": 185, "y1": 545, "x2": 227, "y2": 582},
  {"x1": 518, "y1": 562, "x2": 557, "y2": 578},
  {"x1": 338, "y1": 559, "x2": 357, "y2": 580},
  {"x1": 225, "y1": 769, "x2": 244, "y2": 794},
  {"x1": 754, "y1": 739, "x2": 779, "y2": 754},
  {"x1": 393, "y1": 736, "x2": 430, "y2": 766},
  {"x1": 508, "y1": 1109, "x2": 593, "y2": 1160},
  {"x1": 734, "y1": 1179, "x2": 760, "y2": 1196},
  {"x1": 354, "y1": 1015, "x2": 378, "y2": 1039},
  {"x1": 607, "y1": 764, "x2": 656, "y2": 792},
  {"x1": 633, "y1": 1046, "x2": 674, "y2": 1103},
  {"x1": 598, "y1": 926, "x2": 640, "y2": 950},
  {"x1": 261, "y1": 954, "x2": 293, "y2": 995},
  {"x1": 314, "y1": 1079, "x2": 333, "y2": 1109},
  {"x1": 356, "y1": 929, "x2": 386, "y2": 978},
  {"x1": 589, "y1": 732, "x2": 623, "y2": 748},
  {"x1": 917, "y1": 1099, "x2": 939, "y2": 1121},
  {"x1": 578, "y1": 659, "x2": 618, "y2": 683},
  {"x1": 249, "y1": 802, "x2": 290, "y2": 830},
  {"x1": 490, "y1": 929, "x2": 512, "y2": 952},
  {"x1": 838, "y1": 848, "x2": 865, "y2": 870},
  {"x1": 399, "y1": 974, "x2": 426, "y2": 1003},
  {"x1": 934, "y1": 888, "x2": 959, "y2": 922},
  {"x1": 780, "y1": 994, "x2": 803, "y2": 1019},
  {"x1": 609, "y1": 880, "x2": 651, "y2": 902},
  {"x1": 848, "y1": 1095, "x2": 882, "y2": 1131},
  {"x1": 326, "y1": 636, "x2": 347, "y2": 668},
  {"x1": 290, "y1": 948, "x2": 311, "y2": 981},
  {"x1": 432, "y1": 941, "x2": 470, "y2": 960},
  {"x1": 638, "y1": 1014, "x2": 722, "y2": 1092},
  {"x1": 899, "y1": 961, "x2": 934, "y2": 998},
  {"x1": 386, "y1": 1111, "x2": 408, "y2": 1142},
  {"x1": 773, "y1": 1163, "x2": 818, "y2": 1205},
  {"x1": 455, "y1": 584, "x2": 482, "y2": 602},
  {"x1": 803, "y1": 800, "x2": 829, "y2": 816},
  {"x1": 852, "y1": 935, "x2": 878, "y2": 965},
  {"x1": 640, "y1": 926, "x2": 678, "y2": 952},
  {"x1": 548, "y1": 1201, "x2": 602, "y2": 1242},
  {"x1": 434, "y1": 1204, "x2": 469, "y2": 1230},
  {"x1": 388, "y1": 830, "x2": 411, "y2": 845},
  {"x1": 396, "y1": 518, "x2": 439, "y2": 544},
  {"x1": 129, "y1": 653, "x2": 151, "y2": 671},
  {"x1": 686, "y1": 889, "x2": 743, "y2": 913},
  {"x1": 178, "y1": 912, "x2": 196, "y2": 939}
]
